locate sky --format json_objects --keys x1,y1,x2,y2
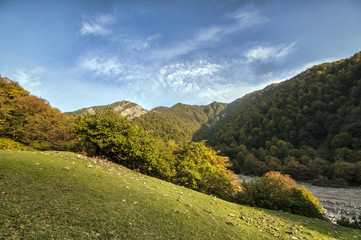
[{"x1": 1, "y1": 0, "x2": 361, "y2": 112}]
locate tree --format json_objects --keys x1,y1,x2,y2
[
  {"x1": 74, "y1": 108, "x2": 175, "y2": 180},
  {"x1": 307, "y1": 158, "x2": 329, "y2": 179},
  {"x1": 0, "y1": 76, "x2": 76, "y2": 150},
  {"x1": 332, "y1": 132, "x2": 353, "y2": 149},
  {"x1": 174, "y1": 141, "x2": 238, "y2": 199}
]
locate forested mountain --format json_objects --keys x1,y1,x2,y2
[
  {"x1": 69, "y1": 100, "x2": 227, "y2": 143},
  {"x1": 135, "y1": 102, "x2": 227, "y2": 143},
  {"x1": 197, "y1": 51, "x2": 361, "y2": 186},
  {"x1": 67, "y1": 100, "x2": 148, "y2": 119}
]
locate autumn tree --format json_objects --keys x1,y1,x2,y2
[{"x1": 237, "y1": 171, "x2": 323, "y2": 218}]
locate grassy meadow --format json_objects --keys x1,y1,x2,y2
[{"x1": 0, "y1": 150, "x2": 360, "y2": 239}]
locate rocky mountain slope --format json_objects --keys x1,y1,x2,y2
[{"x1": 66, "y1": 100, "x2": 148, "y2": 119}]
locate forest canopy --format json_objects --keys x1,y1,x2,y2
[{"x1": 201, "y1": 51, "x2": 361, "y2": 186}]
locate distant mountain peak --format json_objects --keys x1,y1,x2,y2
[{"x1": 66, "y1": 100, "x2": 148, "y2": 119}]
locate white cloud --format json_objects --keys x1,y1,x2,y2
[
  {"x1": 149, "y1": 10, "x2": 268, "y2": 61},
  {"x1": 197, "y1": 82, "x2": 268, "y2": 103},
  {"x1": 147, "y1": 26, "x2": 225, "y2": 60},
  {"x1": 158, "y1": 60, "x2": 222, "y2": 94},
  {"x1": 12, "y1": 68, "x2": 45, "y2": 96},
  {"x1": 117, "y1": 34, "x2": 161, "y2": 51},
  {"x1": 228, "y1": 9, "x2": 269, "y2": 27},
  {"x1": 80, "y1": 14, "x2": 114, "y2": 36},
  {"x1": 243, "y1": 42, "x2": 297, "y2": 64},
  {"x1": 195, "y1": 26, "x2": 223, "y2": 42},
  {"x1": 79, "y1": 55, "x2": 123, "y2": 76}
]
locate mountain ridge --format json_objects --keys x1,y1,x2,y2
[{"x1": 66, "y1": 100, "x2": 148, "y2": 120}]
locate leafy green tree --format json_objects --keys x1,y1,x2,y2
[
  {"x1": 332, "y1": 132, "x2": 353, "y2": 149},
  {"x1": 307, "y1": 158, "x2": 329, "y2": 179},
  {"x1": 74, "y1": 108, "x2": 175, "y2": 180},
  {"x1": 266, "y1": 157, "x2": 283, "y2": 172},
  {"x1": 284, "y1": 157, "x2": 309, "y2": 180},
  {"x1": 243, "y1": 153, "x2": 266, "y2": 176},
  {"x1": 174, "y1": 141, "x2": 238, "y2": 199}
]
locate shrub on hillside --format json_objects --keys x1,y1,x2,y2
[
  {"x1": 236, "y1": 171, "x2": 323, "y2": 218},
  {"x1": 337, "y1": 216, "x2": 361, "y2": 229}
]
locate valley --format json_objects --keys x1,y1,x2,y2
[
  {"x1": 1, "y1": 50, "x2": 361, "y2": 238},
  {"x1": 2, "y1": 1, "x2": 361, "y2": 238}
]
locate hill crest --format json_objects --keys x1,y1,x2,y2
[{"x1": 66, "y1": 100, "x2": 148, "y2": 119}]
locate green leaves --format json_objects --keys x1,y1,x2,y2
[
  {"x1": 173, "y1": 141, "x2": 238, "y2": 199},
  {"x1": 74, "y1": 110, "x2": 238, "y2": 199}
]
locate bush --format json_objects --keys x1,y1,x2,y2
[
  {"x1": 337, "y1": 216, "x2": 361, "y2": 229},
  {"x1": 236, "y1": 171, "x2": 323, "y2": 218}
]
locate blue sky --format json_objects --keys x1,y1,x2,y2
[{"x1": 1, "y1": 0, "x2": 361, "y2": 112}]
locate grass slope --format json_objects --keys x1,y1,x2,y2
[{"x1": 0, "y1": 151, "x2": 360, "y2": 239}]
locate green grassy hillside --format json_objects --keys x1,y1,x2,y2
[{"x1": 1, "y1": 151, "x2": 360, "y2": 239}]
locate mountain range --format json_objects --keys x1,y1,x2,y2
[
  {"x1": 2, "y1": 51, "x2": 361, "y2": 186},
  {"x1": 68, "y1": 51, "x2": 361, "y2": 186}
]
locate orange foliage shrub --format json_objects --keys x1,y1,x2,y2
[{"x1": 237, "y1": 171, "x2": 323, "y2": 218}]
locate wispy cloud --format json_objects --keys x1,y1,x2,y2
[
  {"x1": 197, "y1": 82, "x2": 269, "y2": 104},
  {"x1": 228, "y1": 8, "x2": 269, "y2": 27},
  {"x1": 243, "y1": 42, "x2": 297, "y2": 64},
  {"x1": 148, "y1": 9, "x2": 268, "y2": 61},
  {"x1": 80, "y1": 14, "x2": 114, "y2": 36},
  {"x1": 12, "y1": 68, "x2": 44, "y2": 96},
  {"x1": 79, "y1": 55, "x2": 123, "y2": 76},
  {"x1": 110, "y1": 34, "x2": 161, "y2": 52}
]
